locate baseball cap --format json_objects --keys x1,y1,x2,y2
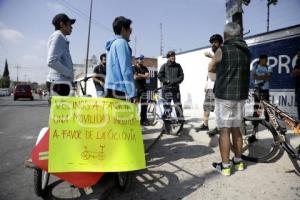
[
  {"x1": 135, "y1": 54, "x2": 144, "y2": 60},
  {"x1": 52, "y1": 13, "x2": 76, "y2": 27}
]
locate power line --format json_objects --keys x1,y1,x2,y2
[{"x1": 58, "y1": 0, "x2": 112, "y2": 33}]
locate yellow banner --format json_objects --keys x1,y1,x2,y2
[{"x1": 48, "y1": 96, "x2": 146, "y2": 173}]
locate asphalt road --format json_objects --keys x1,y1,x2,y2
[
  {"x1": 0, "y1": 95, "x2": 50, "y2": 200},
  {"x1": 0, "y1": 95, "x2": 123, "y2": 200},
  {"x1": 0, "y1": 95, "x2": 161, "y2": 200},
  {"x1": 1, "y1": 95, "x2": 299, "y2": 200}
]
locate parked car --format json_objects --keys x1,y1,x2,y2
[
  {"x1": 14, "y1": 84, "x2": 33, "y2": 100},
  {"x1": 0, "y1": 88, "x2": 10, "y2": 96}
]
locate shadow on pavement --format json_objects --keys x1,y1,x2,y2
[{"x1": 105, "y1": 166, "x2": 219, "y2": 200}]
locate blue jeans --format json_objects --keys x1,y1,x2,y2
[{"x1": 96, "y1": 90, "x2": 105, "y2": 97}]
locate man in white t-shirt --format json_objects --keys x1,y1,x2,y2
[{"x1": 252, "y1": 54, "x2": 272, "y2": 124}]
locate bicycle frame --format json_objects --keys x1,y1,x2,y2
[
  {"x1": 152, "y1": 87, "x2": 181, "y2": 119},
  {"x1": 241, "y1": 92, "x2": 300, "y2": 175},
  {"x1": 262, "y1": 100, "x2": 300, "y2": 135},
  {"x1": 148, "y1": 86, "x2": 184, "y2": 135}
]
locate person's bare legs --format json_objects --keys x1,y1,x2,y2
[
  {"x1": 219, "y1": 127, "x2": 231, "y2": 164},
  {"x1": 231, "y1": 127, "x2": 243, "y2": 158},
  {"x1": 203, "y1": 111, "x2": 210, "y2": 126}
]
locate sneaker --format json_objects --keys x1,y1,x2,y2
[
  {"x1": 196, "y1": 124, "x2": 209, "y2": 132},
  {"x1": 207, "y1": 127, "x2": 219, "y2": 137},
  {"x1": 231, "y1": 159, "x2": 245, "y2": 171},
  {"x1": 212, "y1": 162, "x2": 231, "y2": 176}
]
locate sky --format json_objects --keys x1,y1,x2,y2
[{"x1": 0, "y1": 0, "x2": 299, "y2": 84}]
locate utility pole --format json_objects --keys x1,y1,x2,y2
[
  {"x1": 134, "y1": 36, "x2": 137, "y2": 56},
  {"x1": 160, "y1": 23, "x2": 164, "y2": 56},
  {"x1": 14, "y1": 65, "x2": 34, "y2": 83},
  {"x1": 84, "y1": 0, "x2": 93, "y2": 93},
  {"x1": 16, "y1": 65, "x2": 19, "y2": 82},
  {"x1": 226, "y1": 0, "x2": 251, "y2": 36},
  {"x1": 15, "y1": 65, "x2": 21, "y2": 83}
]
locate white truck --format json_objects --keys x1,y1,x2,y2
[{"x1": 157, "y1": 24, "x2": 300, "y2": 118}]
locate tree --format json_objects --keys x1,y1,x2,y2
[{"x1": 0, "y1": 59, "x2": 10, "y2": 88}]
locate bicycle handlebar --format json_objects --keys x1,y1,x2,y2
[
  {"x1": 73, "y1": 76, "x2": 93, "y2": 85},
  {"x1": 153, "y1": 83, "x2": 176, "y2": 93}
]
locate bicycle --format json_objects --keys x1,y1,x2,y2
[
  {"x1": 240, "y1": 91, "x2": 300, "y2": 175},
  {"x1": 26, "y1": 76, "x2": 133, "y2": 197},
  {"x1": 147, "y1": 86, "x2": 184, "y2": 135}
]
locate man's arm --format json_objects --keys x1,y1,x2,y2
[
  {"x1": 92, "y1": 67, "x2": 105, "y2": 86},
  {"x1": 117, "y1": 40, "x2": 136, "y2": 98},
  {"x1": 47, "y1": 35, "x2": 73, "y2": 78},
  {"x1": 208, "y1": 48, "x2": 222, "y2": 73},
  {"x1": 158, "y1": 64, "x2": 168, "y2": 84},
  {"x1": 252, "y1": 70, "x2": 272, "y2": 81},
  {"x1": 92, "y1": 74, "x2": 105, "y2": 86},
  {"x1": 205, "y1": 52, "x2": 213, "y2": 58},
  {"x1": 172, "y1": 64, "x2": 184, "y2": 84},
  {"x1": 135, "y1": 67, "x2": 149, "y2": 80},
  {"x1": 135, "y1": 73, "x2": 149, "y2": 80}
]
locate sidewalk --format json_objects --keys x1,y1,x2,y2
[
  {"x1": 39, "y1": 110, "x2": 300, "y2": 200},
  {"x1": 106, "y1": 110, "x2": 300, "y2": 200}
]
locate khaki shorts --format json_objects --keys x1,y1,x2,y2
[
  {"x1": 215, "y1": 98, "x2": 245, "y2": 128},
  {"x1": 203, "y1": 89, "x2": 215, "y2": 112}
]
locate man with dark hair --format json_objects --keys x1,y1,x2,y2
[
  {"x1": 93, "y1": 53, "x2": 106, "y2": 97},
  {"x1": 291, "y1": 50, "x2": 300, "y2": 120},
  {"x1": 209, "y1": 22, "x2": 251, "y2": 176},
  {"x1": 46, "y1": 13, "x2": 76, "y2": 96},
  {"x1": 133, "y1": 54, "x2": 150, "y2": 125},
  {"x1": 197, "y1": 34, "x2": 223, "y2": 136},
  {"x1": 105, "y1": 16, "x2": 135, "y2": 100},
  {"x1": 252, "y1": 54, "x2": 272, "y2": 123},
  {"x1": 158, "y1": 50, "x2": 184, "y2": 122}
]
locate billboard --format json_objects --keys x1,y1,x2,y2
[
  {"x1": 248, "y1": 35, "x2": 299, "y2": 117},
  {"x1": 249, "y1": 36, "x2": 300, "y2": 89}
]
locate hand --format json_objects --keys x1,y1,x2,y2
[{"x1": 205, "y1": 52, "x2": 213, "y2": 58}]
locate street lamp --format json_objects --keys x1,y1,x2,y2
[{"x1": 267, "y1": 0, "x2": 278, "y2": 32}]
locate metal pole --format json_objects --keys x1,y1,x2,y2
[
  {"x1": 84, "y1": 0, "x2": 93, "y2": 93},
  {"x1": 16, "y1": 65, "x2": 19, "y2": 83},
  {"x1": 267, "y1": 2, "x2": 270, "y2": 32}
]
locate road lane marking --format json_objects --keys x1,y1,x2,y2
[{"x1": 23, "y1": 135, "x2": 37, "y2": 140}]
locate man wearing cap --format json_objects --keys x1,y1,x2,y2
[
  {"x1": 158, "y1": 51, "x2": 185, "y2": 122},
  {"x1": 46, "y1": 13, "x2": 76, "y2": 96},
  {"x1": 133, "y1": 54, "x2": 150, "y2": 126}
]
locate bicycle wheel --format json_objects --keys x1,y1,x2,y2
[
  {"x1": 117, "y1": 172, "x2": 132, "y2": 192},
  {"x1": 147, "y1": 101, "x2": 156, "y2": 125},
  {"x1": 33, "y1": 168, "x2": 50, "y2": 197},
  {"x1": 241, "y1": 119, "x2": 281, "y2": 162},
  {"x1": 164, "y1": 105, "x2": 184, "y2": 135}
]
